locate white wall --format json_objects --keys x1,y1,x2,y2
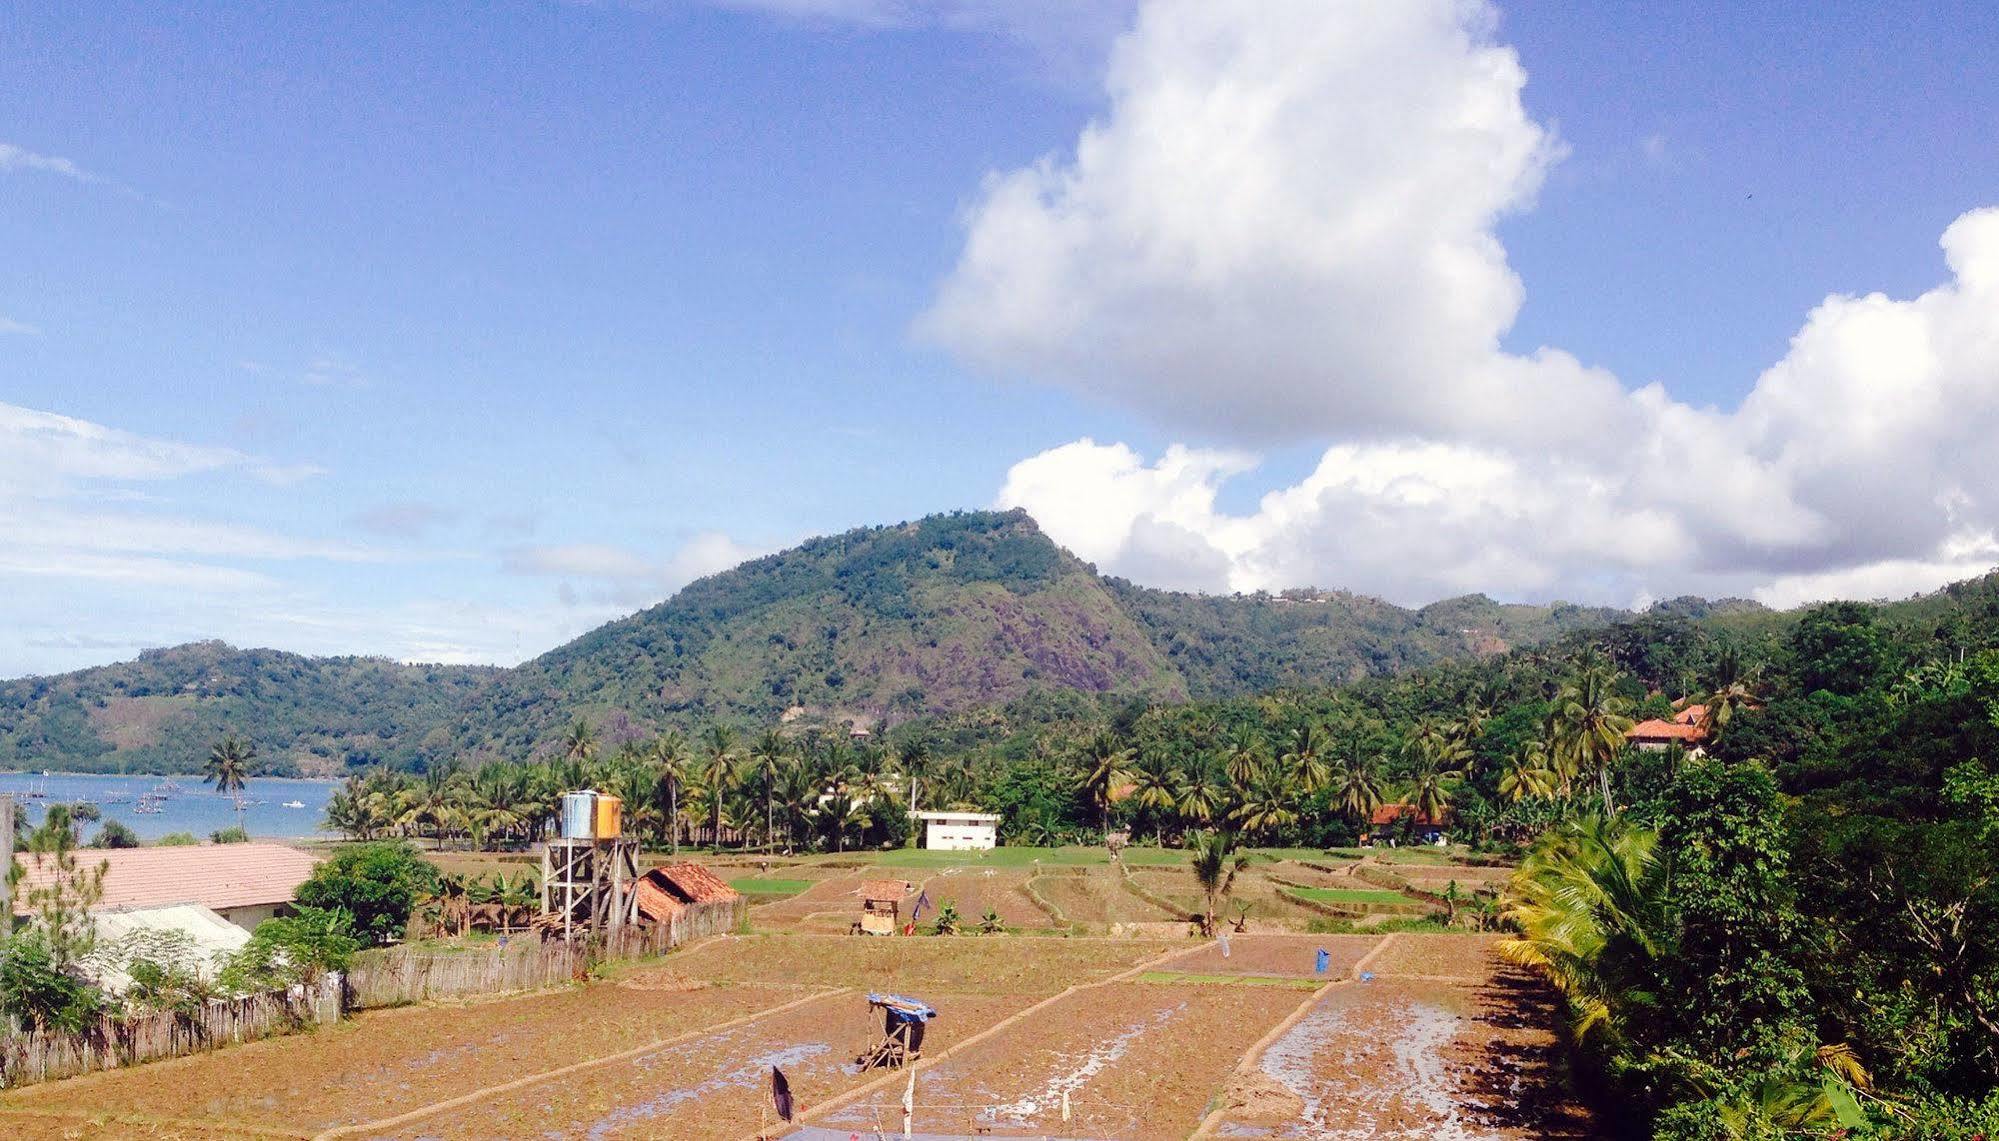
[{"x1": 924, "y1": 822, "x2": 997, "y2": 851}]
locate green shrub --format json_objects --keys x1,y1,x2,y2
[
  {"x1": 293, "y1": 841, "x2": 437, "y2": 944},
  {"x1": 0, "y1": 931, "x2": 104, "y2": 1033}
]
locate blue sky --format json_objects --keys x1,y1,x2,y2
[{"x1": 3, "y1": 0, "x2": 1997, "y2": 675}]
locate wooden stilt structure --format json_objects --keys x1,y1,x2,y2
[{"x1": 538, "y1": 837, "x2": 640, "y2": 941}]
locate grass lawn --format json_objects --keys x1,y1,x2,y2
[
  {"x1": 1289, "y1": 887, "x2": 1412, "y2": 906},
  {"x1": 728, "y1": 877, "x2": 812, "y2": 897}
]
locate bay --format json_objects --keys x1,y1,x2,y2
[{"x1": 0, "y1": 771, "x2": 338, "y2": 842}]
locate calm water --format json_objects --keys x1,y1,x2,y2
[{"x1": 0, "y1": 771, "x2": 338, "y2": 841}]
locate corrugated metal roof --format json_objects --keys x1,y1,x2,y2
[{"x1": 11, "y1": 842, "x2": 320, "y2": 916}]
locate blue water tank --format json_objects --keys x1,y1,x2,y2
[{"x1": 561, "y1": 790, "x2": 598, "y2": 840}]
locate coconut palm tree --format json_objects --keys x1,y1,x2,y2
[
  {"x1": 1175, "y1": 763, "x2": 1224, "y2": 830},
  {"x1": 1332, "y1": 751, "x2": 1386, "y2": 833},
  {"x1": 1498, "y1": 814, "x2": 1665, "y2": 1045},
  {"x1": 1231, "y1": 771, "x2": 1299, "y2": 844},
  {"x1": 1551, "y1": 665, "x2": 1635, "y2": 816},
  {"x1": 1697, "y1": 645, "x2": 1761, "y2": 738},
  {"x1": 1279, "y1": 723, "x2": 1332, "y2": 795},
  {"x1": 649, "y1": 733, "x2": 691, "y2": 854},
  {"x1": 1128, "y1": 752, "x2": 1182, "y2": 843},
  {"x1": 1189, "y1": 830, "x2": 1251, "y2": 937},
  {"x1": 204, "y1": 736, "x2": 255, "y2": 832},
  {"x1": 699, "y1": 725, "x2": 738, "y2": 848},
  {"x1": 1221, "y1": 725, "x2": 1266, "y2": 794},
  {"x1": 1074, "y1": 731, "x2": 1135, "y2": 838},
  {"x1": 1498, "y1": 745, "x2": 1556, "y2": 803},
  {"x1": 748, "y1": 729, "x2": 790, "y2": 852},
  {"x1": 561, "y1": 717, "x2": 597, "y2": 774}
]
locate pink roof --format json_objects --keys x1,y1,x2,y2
[{"x1": 11, "y1": 843, "x2": 321, "y2": 917}]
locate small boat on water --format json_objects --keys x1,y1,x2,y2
[
  {"x1": 134, "y1": 791, "x2": 166, "y2": 814},
  {"x1": 283, "y1": 800, "x2": 306, "y2": 809}
]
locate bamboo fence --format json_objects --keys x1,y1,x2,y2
[{"x1": 0, "y1": 975, "x2": 341, "y2": 1088}]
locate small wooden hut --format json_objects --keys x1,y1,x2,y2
[
  {"x1": 856, "y1": 879, "x2": 910, "y2": 936},
  {"x1": 634, "y1": 862, "x2": 742, "y2": 923}
]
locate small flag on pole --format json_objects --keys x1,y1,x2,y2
[
  {"x1": 772, "y1": 1066, "x2": 795, "y2": 1122},
  {"x1": 911, "y1": 890, "x2": 931, "y2": 921}
]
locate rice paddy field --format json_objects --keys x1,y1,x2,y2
[{"x1": 0, "y1": 850, "x2": 1585, "y2": 1139}]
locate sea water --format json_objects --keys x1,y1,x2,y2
[{"x1": 0, "y1": 771, "x2": 339, "y2": 841}]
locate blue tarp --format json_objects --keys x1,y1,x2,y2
[{"x1": 866, "y1": 993, "x2": 939, "y2": 1022}]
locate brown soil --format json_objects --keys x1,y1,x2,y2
[
  {"x1": 4, "y1": 977, "x2": 794, "y2": 1134},
  {"x1": 393, "y1": 991, "x2": 1032, "y2": 1140},
  {"x1": 1169, "y1": 934, "x2": 1388, "y2": 979},
  {"x1": 667, "y1": 933, "x2": 1172, "y2": 995},
  {"x1": 919, "y1": 869, "x2": 1057, "y2": 930},
  {"x1": 1037, "y1": 868, "x2": 1182, "y2": 926},
  {"x1": 827, "y1": 982, "x2": 1304, "y2": 1140},
  {"x1": 1364, "y1": 933, "x2": 1505, "y2": 978},
  {"x1": 1212, "y1": 960, "x2": 1595, "y2": 1138}
]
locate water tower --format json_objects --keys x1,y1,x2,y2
[{"x1": 538, "y1": 789, "x2": 640, "y2": 941}]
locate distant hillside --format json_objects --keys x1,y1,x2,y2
[
  {"x1": 2, "y1": 508, "x2": 1825, "y2": 773},
  {"x1": 0, "y1": 642, "x2": 499, "y2": 776},
  {"x1": 445, "y1": 511, "x2": 1645, "y2": 757}
]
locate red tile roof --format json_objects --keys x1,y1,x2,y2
[
  {"x1": 1369, "y1": 804, "x2": 1448, "y2": 827},
  {"x1": 633, "y1": 863, "x2": 740, "y2": 923},
  {"x1": 1627, "y1": 717, "x2": 1707, "y2": 742},
  {"x1": 650, "y1": 863, "x2": 738, "y2": 905},
  {"x1": 11, "y1": 843, "x2": 320, "y2": 917}
]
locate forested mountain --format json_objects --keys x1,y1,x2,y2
[
  {"x1": 442, "y1": 511, "x2": 1642, "y2": 758},
  {"x1": 0, "y1": 509, "x2": 1660, "y2": 774},
  {"x1": 0, "y1": 642, "x2": 498, "y2": 776}
]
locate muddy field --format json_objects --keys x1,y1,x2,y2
[
  {"x1": 830, "y1": 981, "x2": 1305, "y2": 1140},
  {"x1": 1168, "y1": 933, "x2": 1386, "y2": 979},
  {"x1": 0, "y1": 925, "x2": 1590, "y2": 1141},
  {"x1": 388, "y1": 990, "x2": 1034, "y2": 1140},
  {"x1": 1212, "y1": 936, "x2": 1595, "y2": 1140},
  {"x1": 4, "y1": 977, "x2": 799, "y2": 1134}
]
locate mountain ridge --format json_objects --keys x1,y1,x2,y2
[{"x1": 0, "y1": 508, "x2": 1768, "y2": 775}]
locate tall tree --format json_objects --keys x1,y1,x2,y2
[
  {"x1": 700, "y1": 725, "x2": 738, "y2": 848},
  {"x1": 1074, "y1": 731, "x2": 1135, "y2": 838},
  {"x1": 649, "y1": 733, "x2": 691, "y2": 855},
  {"x1": 1552, "y1": 665, "x2": 1635, "y2": 815},
  {"x1": 204, "y1": 735, "x2": 255, "y2": 832},
  {"x1": 1189, "y1": 830, "x2": 1251, "y2": 937},
  {"x1": 748, "y1": 729, "x2": 791, "y2": 852}
]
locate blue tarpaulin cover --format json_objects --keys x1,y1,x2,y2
[{"x1": 866, "y1": 993, "x2": 938, "y2": 1021}]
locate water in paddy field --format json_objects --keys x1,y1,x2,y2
[{"x1": 0, "y1": 771, "x2": 340, "y2": 841}]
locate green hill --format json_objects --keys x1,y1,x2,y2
[
  {"x1": 444, "y1": 511, "x2": 1644, "y2": 757},
  {"x1": 0, "y1": 508, "x2": 1765, "y2": 773},
  {"x1": 0, "y1": 641, "x2": 499, "y2": 776}
]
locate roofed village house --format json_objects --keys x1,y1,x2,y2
[
  {"x1": 1370, "y1": 804, "x2": 1449, "y2": 844},
  {"x1": 1625, "y1": 703, "x2": 1710, "y2": 753},
  {"x1": 11, "y1": 842, "x2": 321, "y2": 934}
]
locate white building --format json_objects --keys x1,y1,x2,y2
[{"x1": 916, "y1": 810, "x2": 999, "y2": 851}]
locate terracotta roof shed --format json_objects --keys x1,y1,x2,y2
[{"x1": 633, "y1": 863, "x2": 742, "y2": 922}]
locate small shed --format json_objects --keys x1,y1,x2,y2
[
  {"x1": 633, "y1": 863, "x2": 741, "y2": 923},
  {"x1": 857, "y1": 879, "x2": 910, "y2": 936}
]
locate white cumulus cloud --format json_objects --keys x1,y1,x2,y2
[{"x1": 951, "y1": 0, "x2": 1999, "y2": 608}]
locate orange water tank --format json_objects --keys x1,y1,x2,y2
[{"x1": 593, "y1": 794, "x2": 622, "y2": 840}]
